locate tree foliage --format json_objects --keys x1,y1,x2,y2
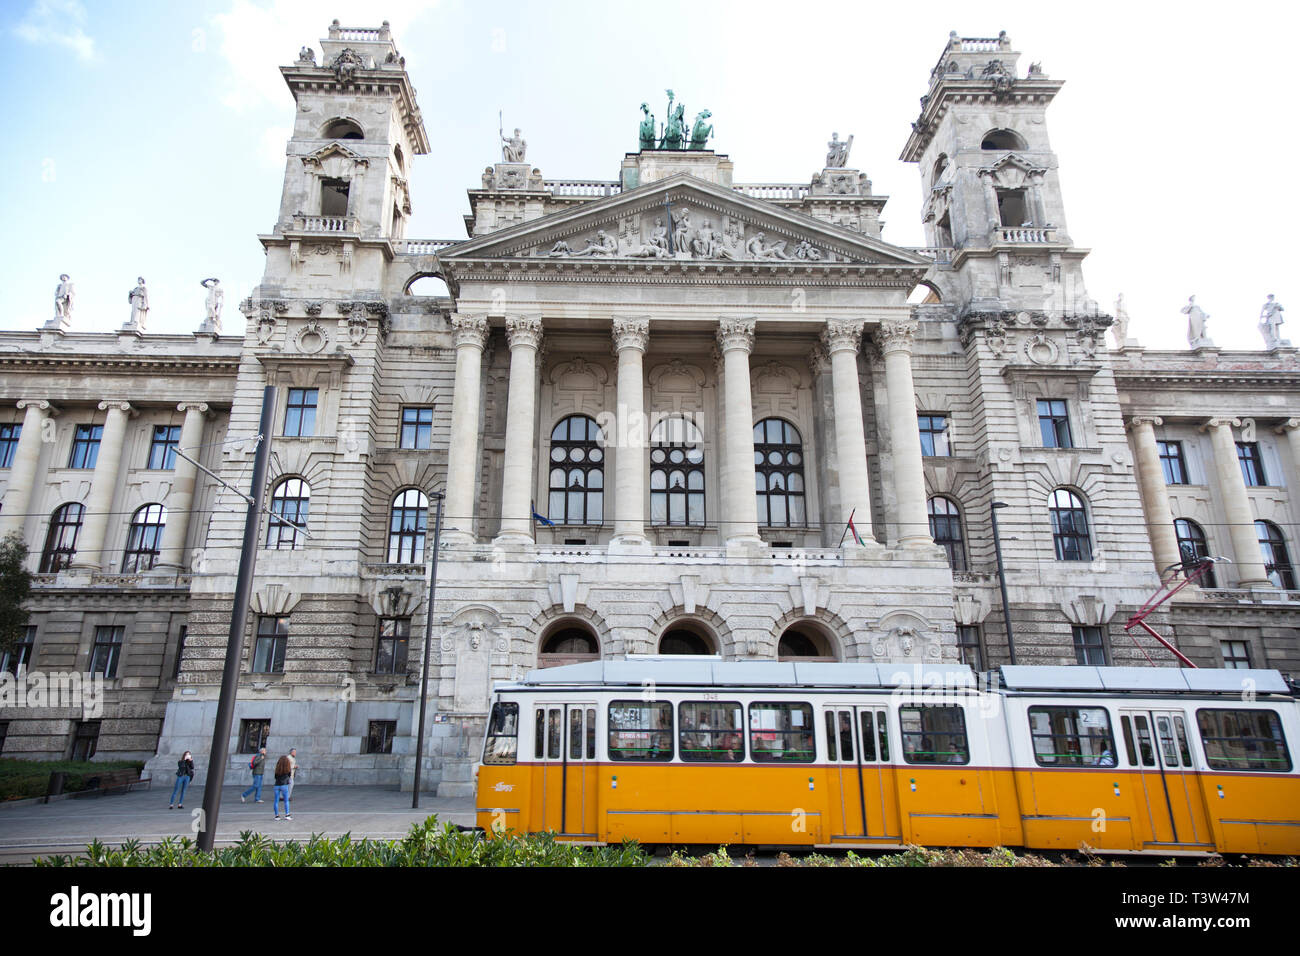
[{"x1": 0, "y1": 532, "x2": 32, "y2": 656}]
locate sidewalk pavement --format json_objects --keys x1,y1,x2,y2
[{"x1": 0, "y1": 785, "x2": 476, "y2": 862}]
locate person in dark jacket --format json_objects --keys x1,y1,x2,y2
[
  {"x1": 169, "y1": 751, "x2": 195, "y2": 808},
  {"x1": 241, "y1": 746, "x2": 267, "y2": 803},
  {"x1": 272, "y1": 755, "x2": 293, "y2": 820}
]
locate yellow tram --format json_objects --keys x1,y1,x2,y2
[{"x1": 474, "y1": 659, "x2": 1300, "y2": 855}]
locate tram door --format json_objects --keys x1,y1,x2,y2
[
  {"x1": 1119, "y1": 709, "x2": 1212, "y2": 847},
  {"x1": 823, "y1": 706, "x2": 898, "y2": 840},
  {"x1": 535, "y1": 703, "x2": 598, "y2": 836}
]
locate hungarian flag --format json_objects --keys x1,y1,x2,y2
[{"x1": 846, "y1": 508, "x2": 864, "y2": 545}]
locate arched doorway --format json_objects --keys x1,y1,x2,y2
[
  {"x1": 658, "y1": 621, "x2": 717, "y2": 656},
  {"x1": 538, "y1": 623, "x2": 601, "y2": 669},
  {"x1": 777, "y1": 624, "x2": 837, "y2": 661}
]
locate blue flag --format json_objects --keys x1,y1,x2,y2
[{"x1": 532, "y1": 511, "x2": 555, "y2": 526}]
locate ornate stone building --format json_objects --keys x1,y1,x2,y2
[{"x1": 1, "y1": 25, "x2": 1295, "y2": 792}]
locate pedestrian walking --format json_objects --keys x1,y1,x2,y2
[
  {"x1": 241, "y1": 746, "x2": 267, "y2": 803},
  {"x1": 169, "y1": 751, "x2": 195, "y2": 809},
  {"x1": 287, "y1": 747, "x2": 298, "y2": 798},
  {"x1": 272, "y1": 754, "x2": 293, "y2": 820}
]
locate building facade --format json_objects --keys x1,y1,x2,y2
[{"x1": 1, "y1": 25, "x2": 1296, "y2": 792}]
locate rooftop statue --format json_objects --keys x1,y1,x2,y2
[
  {"x1": 501, "y1": 127, "x2": 526, "y2": 163},
  {"x1": 126, "y1": 277, "x2": 149, "y2": 331},
  {"x1": 1259, "y1": 294, "x2": 1287, "y2": 349},
  {"x1": 639, "y1": 103, "x2": 656, "y2": 151},
  {"x1": 659, "y1": 90, "x2": 686, "y2": 150},
  {"x1": 688, "y1": 110, "x2": 713, "y2": 150},
  {"x1": 54, "y1": 274, "x2": 74, "y2": 321},
  {"x1": 826, "y1": 132, "x2": 854, "y2": 168},
  {"x1": 1111, "y1": 293, "x2": 1129, "y2": 345},
  {"x1": 201, "y1": 278, "x2": 223, "y2": 334},
  {"x1": 1181, "y1": 295, "x2": 1213, "y2": 349}
]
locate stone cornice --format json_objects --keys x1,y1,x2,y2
[
  {"x1": 443, "y1": 257, "x2": 924, "y2": 289},
  {"x1": 0, "y1": 353, "x2": 242, "y2": 374}
]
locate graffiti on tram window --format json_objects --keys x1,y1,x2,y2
[{"x1": 608, "y1": 700, "x2": 673, "y2": 761}]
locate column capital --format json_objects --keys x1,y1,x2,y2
[
  {"x1": 821, "y1": 319, "x2": 864, "y2": 355},
  {"x1": 16, "y1": 399, "x2": 58, "y2": 414},
  {"x1": 177, "y1": 402, "x2": 211, "y2": 416},
  {"x1": 1276, "y1": 418, "x2": 1300, "y2": 434},
  {"x1": 1125, "y1": 415, "x2": 1163, "y2": 432},
  {"x1": 877, "y1": 320, "x2": 918, "y2": 355},
  {"x1": 97, "y1": 401, "x2": 137, "y2": 418},
  {"x1": 1200, "y1": 417, "x2": 1241, "y2": 433},
  {"x1": 450, "y1": 313, "x2": 490, "y2": 350},
  {"x1": 504, "y1": 314, "x2": 543, "y2": 350},
  {"x1": 716, "y1": 318, "x2": 755, "y2": 353},
  {"x1": 611, "y1": 317, "x2": 650, "y2": 353}
]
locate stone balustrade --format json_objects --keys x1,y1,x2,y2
[
  {"x1": 911, "y1": 246, "x2": 954, "y2": 264},
  {"x1": 394, "y1": 239, "x2": 458, "y2": 256},
  {"x1": 733, "y1": 183, "x2": 810, "y2": 201},
  {"x1": 545, "y1": 180, "x2": 621, "y2": 197},
  {"x1": 1200, "y1": 588, "x2": 1300, "y2": 605},
  {"x1": 328, "y1": 23, "x2": 389, "y2": 40},
  {"x1": 294, "y1": 215, "x2": 359, "y2": 233},
  {"x1": 997, "y1": 227, "x2": 1053, "y2": 243}
]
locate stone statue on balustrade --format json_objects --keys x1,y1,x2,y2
[
  {"x1": 54, "y1": 274, "x2": 74, "y2": 322},
  {"x1": 1181, "y1": 295, "x2": 1214, "y2": 349},
  {"x1": 688, "y1": 110, "x2": 713, "y2": 150},
  {"x1": 639, "y1": 103, "x2": 657, "y2": 151},
  {"x1": 826, "y1": 132, "x2": 853, "y2": 168},
  {"x1": 125, "y1": 277, "x2": 149, "y2": 331},
  {"x1": 200, "y1": 278, "x2": 223, "y2": 334},
  {"x1": 1111, "y1": 293, "x2": 1130, "y2": 346},
  {"x1": 501, "y1": 128, "x2": 526, "y2": 163},
  {"x1": 1259, "y1": 294, "x2": 1288, "y2": 349}
]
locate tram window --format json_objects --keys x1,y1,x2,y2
[
  {"x1": 680, "y1": 701, "x2": 744, "y2": 761},
  {"x1": 837, "y1": 711, "x2": 855, "y2": 761},
  {"x1": 824, "y1": 712, "x2": 837, "y2": 761},
  {"x1": 900, "y1": 705, "x2": 969, "y2": 764},
  {"x1": 608, "y1": 701, "x2": 673, "y2": 761},
  {"x1": 1155, "y1": 716, "x2": 1182, "y2": 767},
  {"x1": 535, "y1": 708, "x2": 545, "y2": 760},
  {"x1": 860, "y1": 712, "x2": 876, "y2": 761},
  {"x1": 483, "y1": 701, "x2": 519, "y2": 765},
  {"x1": 569, "y1": 709, "x2": 584, "y2": 760},
  {"x1": 1120, "y1": 716, "x2": 1138, "y2": 766},
  {"x1": 1027, "y1": 706, "x2": 1114, "y2": 768},
  {"x1": 1196, "y1": 709, "x2": 1292, "y2": 772},
  {"x1": 587, "y1": 708, "x2": 597, "y2": 760},
  {"x1": 547, "y1": 708, "x2": 562, "y2": 759},
  {"x1": 876, "y1": 710, "x2": 890, "y2": 761},
  {"x1": 749, "y1": 702, "x2": 815, "y2": 762},
  {"x1": 1173, "y1": 716, "x2": 1193, "y2": 766},
  {"x1": 1132, "y1": 716, "x2": 1156, "y2": 766}
]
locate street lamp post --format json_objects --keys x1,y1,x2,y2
[
  {"x1": 412, "y1": 491, "x2": 445, "y2": 809},
  {"x1": 990, "y1": 501, "x2": 1018, "y2": 666}
]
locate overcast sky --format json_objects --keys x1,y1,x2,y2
[{"x1": 1, "y1": 0, "x2": 1294, "y2": 351}]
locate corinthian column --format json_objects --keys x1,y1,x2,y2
[
  {"x1": 1201, "y1": 417, "x2": 1269, "y2": 587},
  {"x1": 1126, "y1": 416, "x2": 1180, "y2": 576},
  {"x1": 444, "y1": 314, "x2": 490, "y2": 544},
  {"x1": 821, "y1": 320, "x2": 876, "y2": 547},
  {"x1": 0, "y1": 401, "x2": 58, "y2": 540},
  {"x1": 611, "y1": 318, "x2": 650, "y2": 547},
  {"x1": 153, "y1": 403, "x2": 209, "y2": 572},
  {"x1": 880, "y1": 320, "x2": 931, "y2": 549},
  {"x1": 716, "y1": 318, "x2": 761, "y2": 546},
  {"x1": 495, "y1": 315, "x2": 542, "y2": 545},
  {"x1": 71, "y1": 401, "x2": 135, "y2": 572}
]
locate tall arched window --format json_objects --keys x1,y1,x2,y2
[
  {"x1": 928, "y1": 497, "x2": 967, "y2": 571},
  {"x1": 1257, "y1": 520, "x2": 1295, "y2": 590},
  {"x1": 538, "y1": 624, "x2": 600, "y2": 668},
  {"x1": 659, "y1": 625, "x2": 715, "y2": 655},
  {"x1": 754, "y1": 419, "x2": 805, "y2": 527},
  {"x1": 548, "y1": 415, "x2": 604, "y2": 525},
  {"x1": 1049, "y1": 488, "x2": 1091, "y2": 562},
  {"x1": 650, "y1": 417, "x2": 705, "y2": 526},
  {"x1": 122, "y1": 504, "x2": 166, "y2": 573},
  {"x1": 41, "y1": 503, "x2": 83, "y2": 572},
  {"x1": 388, "y1": 489, "x2": 428, "y2": 563},
  {"x1": 777, "y1": 625, "x2": 836, "y2": 661},
  {"x1": 1174, "y1": 518, "x2": 1216, "y2": 587},
  {"x1": 981, "y1": 128, "x2": 1026, "y2": 150},
  {"x1": 267, "y1": 478, "x2": 310, "y2": 550}
]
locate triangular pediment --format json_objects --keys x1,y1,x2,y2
[
  {"x1": 301, "y1": 142, "x2": 369, "y2": 167},
  {"x1": 438, "y1": 174, "x2": 928, "y2": 268}
]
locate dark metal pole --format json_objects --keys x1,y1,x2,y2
[
  {"x1": 990, "y1": 501, "x2": 1017, "y2": 666},
  {"x1": 412, "y1": 492, "x2": 445, "y2": 808},
  {"x1": 199, "y1": 385, "x2": 274, "y2": 852}
]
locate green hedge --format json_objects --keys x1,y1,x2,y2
[
  {"x1": 33, "y1": 817, "x2": 649, "y2": 867},
  {"x1": 0, "y1": 759, "x2": 145, "y2": 801}
]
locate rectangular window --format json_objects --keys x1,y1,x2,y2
[
  {"x1": 1028, "y1": 706, "x2": 1115, "y2": 767},
  {"x1": 996, "y1": 188, "x2": 1030, "y2": 227},
  {"x1": 69, "y1": 424, "x2": 103, "y2": 469},
  {"x1": 1073, "y1": 626, "x2": 1107, "y2": 666},
  {"x1": 375, "y1": 618, "x2": 410, "y2": 674},
  {"x1": 918, "y1": 414, "x2": 950, "y2": 457},
  {"x1": 364, "y1": 720, "x2": 397, "y2": 754},
  {"x1": 172, "y1": 624, "x2": 188, "y2": 679},
  {"x1": 252, "y1": 616, "x2": 288, "y2": 673},
  {"x1": 1196, "y1": 709, "x2": 1290, "y2": 772},
  {"x1": 1236, "y1": 442, "x2": 1267, "y2": 486},
  {"x1": 320, "y1": 177, "x2": 350, "y2": 217},
  {"x1": 399, "y1": 407, "x2": 434, "y2": 450},
  {"x1": 147, "y1": 425, "x2": 182, "y2": 470},
  {"x1": 1037, "y1": 399, "x2": 1073, "y2": 449},
  {"x1": 607, "y1": 700, "x2": 673, "y2": 761},
  {"x1": 71, "y1": 720, "x2": 100, "y2": 761},
  {"x1": 238, "y1": 718, "x2": 271, "y2": 754},
  {"x1": 1158, "y1": 440, "x2": 1188, "y2": 485},
  {"x1": 748, "y1": 702, "x2": 815, "y2": 762},
  {"x1": 89, "y1": 625, "x2": 123, "y2": 678},
  {"x1": 900, "y1": 705, "x2": 969, "y2": 764},
  {"x1": 0, "y1": 423, "x2": 20, "y2": 468},
  {"x1": 678, "y1": 701, "x2": 744, "y2": 762},
  {"x1": 1220, "y1": 640, "x2": 1251, "y2": 670},
  {"x1": 283, "y1": 389, "x2": 318, "y2": 438},
  {"x1": 2, "y1": 625, "x2": 35, "y2": 676},
  {"x1": 956, "y1": 625, "x2": 983, "y2": 671},
  {"x1": 482, "y1": 701, "x2": 519, "y2": 765}
]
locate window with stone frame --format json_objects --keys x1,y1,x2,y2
[
  {"x1": 547, "y1": 415, "x2": 604, "y2": 525},
  {"x1": 148, "y1": 425, "x2": 181, "y2": 470},
  {"x1": 89, "y1": 625, "x2": 124, "y2": 678},
  {"x1": 1049, "y1": 489, "x2": 1091, "y2": 561},
  {"x1": 387, "y1": 489, "x2": 428, "y2": 563},
  {"x1": 252, "y1": 616, "x2": 288, "y2": 673},
  {"x1": 283, "y1": 389, "x2": 318, "y2": 437},
  {"x1": 754, "y1": 418, "x2": 806, "y2": 527},
  {"x1": 956, "y1": 625, "x2": 984, "y2": 671},
  {"x1": 1257, "y1": 520, "x2": 1295, "y2": 590},
  {"x1": 399, "y1": 406, "x2": 433, "y2": 450},
  {"x1": 320, "y1": 177, "x2": 350, "y2": 217},
  {"x1": 927, "y1": 497, "x2": 967, "y2": 571},
  {"x1": 266, "y1": 478, "x2": 310, "y2": 550},
  {"x1": 918, "y1": 414, "x2": 950, "y2": 456},
  {"x1": 1072, "y1": 626, "x2": 1108, "y2": 666},
  {"x1": 1220, "y1": 640, "x2": 1251, "y2": 670},
  {"x1": 238, "y1": 718, "x2": 271, "y2": 754},
  {"x1": 650, "y1": 416, "x2": 705, "y2": 526},
  {"x1": 1037, "y1": 399, "x2": 1073, "y2": 449},
  {"x1": 122, "y1": 503, "x2": 166, "y2": 573},
  {"x1": 375, "y1": 617, "x2": 410, "y2": 674},
  {"x1": 1237, "y1": 442, "x2": 1267, "y2": 486},
  {"x1": 2, "y1": 625, "x2": 35, "y2": 676},
  {"x1": 1158, "y1": 440, "x2": 1188, "y2": 485},
  {"x1": 996, "y1": 188, "x2": 1031, "y2": 227},
  {"x1": 364, "y1": 720, "x2": 398, "y2": 754},
  {"x1": 0, "y1": 422, "x2": 20, "y2": 468},
  {"x1": 1174, "y1": 518, "x2": 1216, "y2": 587},
  {"x1": 70, "y1": 720, "x2": 100, "y2": 761},
  {"x1": 69, "y1": 424, "x2": 102, "y2": 469},
  {"x1": 41, "y1": 503, "x2": 83, "y2": 572}
]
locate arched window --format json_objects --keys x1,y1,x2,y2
[
  {"x1": 931, "y1": 153, "x2": 948, "y2": 186},
  {"x1": 928, "y1": 497, "x2": 967, "y2": 571},
  {"x1": 267, "y1": 478, "x2": 310, "y2": 550},
  {"x1": 754, "y1": 419, "x2": 805, "y2": 527},
  {"x1": 659, "y1": 623, "x2": 716, "y2": 655},
  {"x1": 122, "y1": 504, "x2": 166, "y2": 573},
  {"x1": 1257, "y1": 520, "x2": 1295, "y2": 590},
  {"x1": 538, "y1": 625, "x2": 600, "y2": 668},
  {"x1": 388, "y1": 489, "x2": 428, "y2": 564},
  {"x1": 981, "y1": 128, "x2": 1026, "y2": 150},
  {"x1": 322, "y1": 118, "x2": 364, "y2": 140},
  {"x1": 777, "y1": 625, "x2": 836, "y2": 661},
  {"x1": 1049, "y1": 489, "x2": 1090, "y2": 562},
  {"x1": 650, "y1": 417, "x2": 705, "y2": 526},
  {"x1": 41, "y1": 503, "x2": 83, "y2": 572},
  {"x1": 548, "y1": 416, "x2": 604, "y2": 525},
  {"x1": 1174, "y1": 518, "x2": 1216, "y2": 587}
]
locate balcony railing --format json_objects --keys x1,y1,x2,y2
[
  {"x1": 997, "y1": 226, "x2": 1054, "y2": 244},
  {"x1": 394, "y1": 239, "x2": 458, "y2": 256},
  {"x1": 733, "y1": 183, "x2": 810, "y2": 201},
  {"x1": 293, "y1": 215, "x2": 359, "y2": 233},
  {"x1": 910, "y1": 246, "x2": 954, "y2": 264},
  {"x1": 545, "y1": 180, "x2": 621, "y2": 197}
]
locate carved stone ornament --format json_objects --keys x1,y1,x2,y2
[
  {"x1": 331, "y1": 47, "x2": 367, "y2": 84},
  {"x1": 1023, "y1": 331, "x2": 1059, "y2": 366},
  {"x1": 295, "y1": 320, "x2": 329, "y2": 354},
  {"x1": 716, "y1": 318, "x2": 755, "y2": 353},
  {"x1": 807, "y1": 341, "x2": 832, "y2": 375},
  {"x1": 297, "y1": 46, "x2": 316, "y2": 65},
  {"x1": 611, "y1": 318, "x2": 650, "y2": 353},
  {"x1": 347, "y1": 313, "x2": 368, "y2": 346},
  {"x1": 821, "y1": 319, "x2": 864, "y2": 354},
  {"x1": 255, "y1": 311, "x2": 276, "y2": 345},
  {"x1": 877, "y1": 320, "x2": 918, "y2": 354},
  {"x1": 304, "y1": 301, "x2": 323, "y2": 317},
  {"x1": 451, "y1": 313, "x2": 490, "y2": 350},
  {"x1": 505, "y1": 315, "x2": 543, "y2": 350}
]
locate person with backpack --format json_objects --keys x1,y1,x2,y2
[
  {"x1": 240, "y1": 746, "x2": 267, "y2": 803},
  {"x1": 168, "y1": 751, "x2": 195, "y2": 809},
  {"x1": 272, "y1": 754, "x2": 293, "y2": 821}
]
